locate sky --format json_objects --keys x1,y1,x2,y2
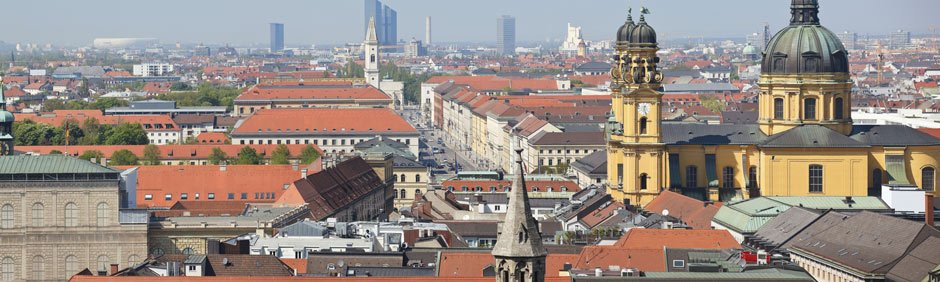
[{"x1": 1, "y1": 0, "x2": 936, "y2": 46}]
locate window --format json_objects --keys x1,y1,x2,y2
[
  {"x1": 923, "y1": 167, "x2": 935, "y2": 191},
  {"x1": 97, "y1": 202, "x2": 110, "y2": 226},
  {"x1": 0, "y1": 205, "x2": 12, "y2": 228},
  {"x1": 194, "y1": 193, "x2": 200, "y2": 200},
  {"x1": 617, "y1": 164, "x2": 624, "y2": 185},
  {"x1": 127, "y1": 255, "x2": 140, "y2": 267},
  {"x1": 182, "y1": 248, "x2": 194, "y2": 255},
  {"x1": 65, "y1": 255, "x2": 79, "y2": 277},
  {"x1": 804, "y1": 98, "x2": 817, "y2": 120},
  {"x1": 400, "y1": 189, "x2": 407, "y2": 199},
  {"x1": 773, "y1": 98, "x2": 784, "y2": 119},
  {"x1": 151, "y1": 248, "x2": 165, "y2": 256},
  {"x1": 208, "y1": 193, "x2": 215, "y2": 200},
  {"x1": 165, "y1": 194, "x2": 172, "y2": 201},
  {"x1": 809, "y1": 165, "x2": 823, "y2": 193},
  {"x1": 400, "y1": 174, "x2": 407, "y2": 182},
  {"x1": 639, "y1": 117, "x2": 648, "y2": 135},
  {"x1": 228, "y1": 193, "x2": 235, "y2": 200},
  {"x1": 240, "y1": 193, "x2": 248, "y2": 200},
  {"x1": 31, "y1": 256, "x2": 43, "y2": 280},
  {"x1": 0, "y1": 257, "x2": 11, "y2": 281},
  {"x1": 144, "y1": 194, "x2": 152, "y2": 200},
  {"x1": 686, "y1": 166, "x2": 698, "y2": 188},
  {"x1": 188, "y1": 265, "x2": 197, "y2": 271},
  {"x1": 834, "y1": 97, "x2": 844, "y2": 120},
  {"x1": 180, "y1": 193, "x2": 188, "y2": 200},
  {"x1": 672, "y1": 259, "x2": 686, "y2": 268},
  {"x1": 97, "y1": 255, "x2": 110, "y2": 273},
  {"x1": 416, "y1": 174, "x2": 421, "y2": 182},
  {"x1": 748, "y1": 166, "x2": 758, "y2": 188},
  {"x1": 639, "y1": 173, "x2": 648, "y2": 190},
  {"x1": 722, "y1": 167, "x2": 735, "y2": 188},
  {"x1": 65, "y1": 203, "x2": 78, "y2": 227},
  {"x1": 31, "y1": 203, "x2": 43, "y2": 227}
]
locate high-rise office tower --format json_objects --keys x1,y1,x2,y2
[
  {"x1": 384, "y1": 5, "x2": 398, "y2": 45},
  {"x1": 837, "y1": 31, "x2": 859, "y2": 50},
  {"x1": 364, "y1": 0, "x2": 384, "y2": 45},
  {"x1": 497, "y1": 15, "x2": 516, "y2": 55},
  {"x1": 762, "y1": 23, "x2": 771, "y2": 49},
  {"x1": 426, "y1": 17, "x2": 432, "y2": 47},
  {"x1": 890, "y1": 29, "x2": 912, "y2": 49},
  {"x1": 270, "y1": 23, "x2": 284, "y2": 52}
]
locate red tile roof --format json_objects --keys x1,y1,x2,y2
[
  {"x1": 16, "y1": 110, "x2": 179, "y2": 132},
  {"x1": 236, "y1": 84, "x2": 391, "y2": 101},
  {"x1": 642, "y1": 190, "x2": 721, "y2": 229},
  {"x1": 276, "y1": 157, "x2": 385, "y2": 220},
  {"x1": 426, "y1": 76, "x2": 560, "y2": 91},
  {"x1": 437, "y1": 252, "x2": 577, "y2": 278},
  {"x1": 233, "y1": 108, "x2": 416, "y2": 135},
  {"x1": 133, "y1": 165, "x2": 310, "y2": 208},
  {"x1": 613, "y1": 228, "x2": 741, "y2": 250},
  {"x1": 70, "y1": 276, "x2": 565, "y2": 282},
  {"x1": 196, "y1": 132, "x2": 230, "y2": 144},
  {"x1": 18, "y1": 144, "x2": 319, "y2": 161},
  {"x1": 573, "y1": 246, "x2": 666, "y2": 272}
]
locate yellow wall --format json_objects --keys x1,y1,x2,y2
[{"x1": 759, "y1": 148, "x2": 868, "y2": 197}]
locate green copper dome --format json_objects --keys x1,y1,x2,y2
[
  {"x1": 0, "y1": 112, "x2": 12, "y2": 123},
  {"x1": 761, "y1": 0, "x2": 848, "y2": 74},
  {"x1": 743, "y1": 43, "x2": 759, "y2": 55}
]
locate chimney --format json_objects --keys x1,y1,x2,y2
[
  {"x1": 110, "y1": 264, "x2": 119, "y2": 275},
  {"x1": 291, "y1": 160, "x2": 299, "y2": 171},
  {"x1": 301, "y1": 169, "x2": 308, "y2": 178},
  {"x1": 90, "y1": 158, "x2": 97, "y2": 164},
  {"x1": 220, "y1": 161, "x2": 227, "y2": 172},
  {"x1": 927, "y1": 194, "x2": 935, "y2": 227}
]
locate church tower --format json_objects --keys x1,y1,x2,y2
[
  {"x1": 607, "y1": 10, "x2": 665, "y2": 206},
  {"x1": 0, "y1": 83, "x2": 14, "y2": 156},
  {"x1": 364, "y1": 16, "x2": 381, "y2": 89},
  {"x1": 758, "y1": 0, "x2": 852, "y2": 136},
  {"x1": 492, "y1": 145, "x2": 547, "y2": 282}
]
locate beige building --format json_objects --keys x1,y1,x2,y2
[{"x1": 0, "y1": 155, "x2": 147, "y2": 281}]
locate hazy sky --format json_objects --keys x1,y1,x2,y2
[{"x1": 2, "y1": 0, "x2": 936, "y2": 46}]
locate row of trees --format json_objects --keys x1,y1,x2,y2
[
  {"x1": 153, "y1": 84, "x2": 242, "y2": 111},
  {"x1": 71, "y1": 144, "x2": 321, "y2": 166},
  {"x1": 42, "y1": 97, "x2": 129, "y2": 112},
  {"x1": 14, "y1": 119, "x2": 148, "y2": 146}
]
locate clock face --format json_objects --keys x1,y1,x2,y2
[{"x1": 638, "y1": 103, "x2": 652, "y2": 116}]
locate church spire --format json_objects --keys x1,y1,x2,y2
[
  {"x1": 366, "y1": 16, "x2": 379, "y2": 43},
  {"x1": 492, "y1": 141, "x2": 547, "y2": 282}
]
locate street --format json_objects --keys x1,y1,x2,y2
[{"x1": 397, "y1": 107, "x2": 478, "y2": 183}]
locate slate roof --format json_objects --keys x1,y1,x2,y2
[
  {"x1": 643, "y1": 191, "x2": 720, "y2": 230},
  {"x1": 850, "y1": 125, "x2": 940, "y2": 146},
  {"x1": 662, "y1": 83, "x2": 740, "y2": 93},
  {"x1": 663, "y1": 123, "x2": 767, "y2": 145},
  {"x1": 760, "y1": 125, "x2": 868, "y2": 148},
  {"x1": 570, "y1": 150, "x2": 607, "y2": 175},
  {"x1": 574, "y1": 62, "x2": 612, "y2": 73},
  {"x1": 752, "y1": 207, "x2": 822, "y2": 248},
  {"x1": 0, "y1": 155, "x2": 119, "y2": 174},
  {"x1": 150, "y1": 254, "x2": 293, "y2": 276},
  {"x1": 787, "y1": 211, "x2": 940, "y2": 275},
  {"x1": 885, "y1": 237, "x2": 940, "y2": 282}
]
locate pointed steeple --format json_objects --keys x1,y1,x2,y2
[
  {"x1": 366, "y1": 16, "x2": 379, "y2": 43},
  {"x1": 492, "y1": 144, "x2": 548, "y2": 258}
]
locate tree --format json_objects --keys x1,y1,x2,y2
[
  {"x1": 700, "y1": 95, "x2": 727, "y2": 113},
  {"x1": 13, "y1": 120, "x2": 57, "y2": 146},
  {"x1": 78, "y1": 150, "x2": 105, "y2": 161},
  {"x1": 235, "y1": 146, "x2": 262, "y2": 165},
  {"x1": 57, "y1": 119, "x2": 84, "y2": 146},
  {"x1": 105, "y1": 123, "x2": 149, "y2": 145},
  {"x1": 208, "y1": 147, "x2": 229, "y2": 165},
  {"x1": 49, "y1": 150, "x2": 63, "y2": 155},
  {"x1": 299, "y1": 145, "x2": 321, "y2": 165},
  {"x1": 109, "y1": 149, "x2": 139, "y2": 166},
  {"x1": 142, "y1": 144, "x2": 161, "y2": 165},
  {"x1": 170, "y1": 82, "x2": 193, "y2": 91},
  {"x1": 78, "y1": 118, "x2": 104, "y2": 145},
  {"x1": 270, "y1": 144, "x2": 291, "y2": 165}
]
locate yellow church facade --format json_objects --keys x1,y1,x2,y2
[{"x1": 606, "y1": 2, "x2": 940, "y2": 206}]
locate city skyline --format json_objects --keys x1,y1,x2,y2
[{"x1": 0, "y1": 0, "x2": 936, "y2": 46}]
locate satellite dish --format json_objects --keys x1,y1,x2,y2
[{"x1": 662, "y1": 209, "x2": 670, "y2": 217}]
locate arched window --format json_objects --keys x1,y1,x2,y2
[
  {"x1": 151, "y1": 248, "x2": 165, "y2": 256},
  {"x1": 0, "y1": 257, "x2": 10, "y2": 281},
  {"x1": 722, "y1": 167, "x2": 735, "y2": 188},
  {"x1": 414, "y1": 189, "x2": 422, "y2": 198},
  {"x1": 0, "y1": 205, "x2": 12, "y2": 229},
  {"x1": 872, "y1": 169, "x2": 883, "y2": 188},
  {"x1": 834, "y1": 97, "x2": 844, "y2": 120},
  {"x1": 393, "y1": 189, "x2": 398, "y2": 199},
  {"x1": 922, "y1": 167, "x2": 935, "y2": 192},
  {"x1": 127, "y1": 255, "x2": 140, "y2": 267},
  {"x1": 182, "y1": 248, "x2": 194, "y2": 256},
  {"x1": 748, "y1": 166, "x2": 758, "y2": 188},
  {"x1": 31, "y1": 203, "x2": 43, "y2": 227},
  {"x1": 65, "y1": 203, "x2": 78, "y2": 227},
  {"x1": 639, "y1": 173, "x2": 648, "y2": 190},
  {"x1": 96, "y1": 255, "x2": 110, "y2": 273},
  {"x1": 31, "y1": 256, "x2": 43, "y2": 280},
  {"x1": 809, "y1": 165, "x2": 823, "y2": 192},
  {"x1": 400, "y1": 189, "x2": 407, "y2": 199},
  {"x1": 686, "y1": 166, "x2": 698, "y2": 188},
  {"x1": 65, "y1": 255, "x2": 79, "y2": 277},
  {"x1": 415, "y1": 174, "x2": 421, "y2": 183},
  {"x1": 773, "y1": 98, "x2": 784, "y2": 119},
  {"x1": 804, "y1": 98, "x2": 817, "y2": 120},
  {"x1": 639, "y1": 117, "x2": 648, "y2": 135},
  {"x1": 97, "y1": 202, "x2": 110, "y2": 226},
  {"x1": 400, "y1": 174, "x2": 406, "y2": 183}
]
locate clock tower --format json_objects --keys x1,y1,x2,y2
[{"x1": 607, "y1": 11, "x2": 665, "y2": 206}]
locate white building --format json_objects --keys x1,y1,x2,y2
[
  {"x1": 133, "y1": 63, "x2": 174, "y2": 77},
  {"x1": 560, "y1": 23, "x2": 584, "y2": 53}
]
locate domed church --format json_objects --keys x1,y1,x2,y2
[{"x1": 606, "y1": 0, "x2": 940, "y2": 206}]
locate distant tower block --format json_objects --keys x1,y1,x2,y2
[{"x1": 426, "y1": 16, "x2": 432, "y2": 46}]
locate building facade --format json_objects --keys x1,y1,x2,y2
[
  {"x1": 0, "y1": 155, "x2": 148, "y2": 281},
  {"x1": 270, "y1": 23, "x2": 285, "y2": 52},
  {"x1": 497, "y1": 15, "x2": 516, "y2": 55},
  {"x1": 606, "y1": 2, "x2": 940, "y2": 206}
]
